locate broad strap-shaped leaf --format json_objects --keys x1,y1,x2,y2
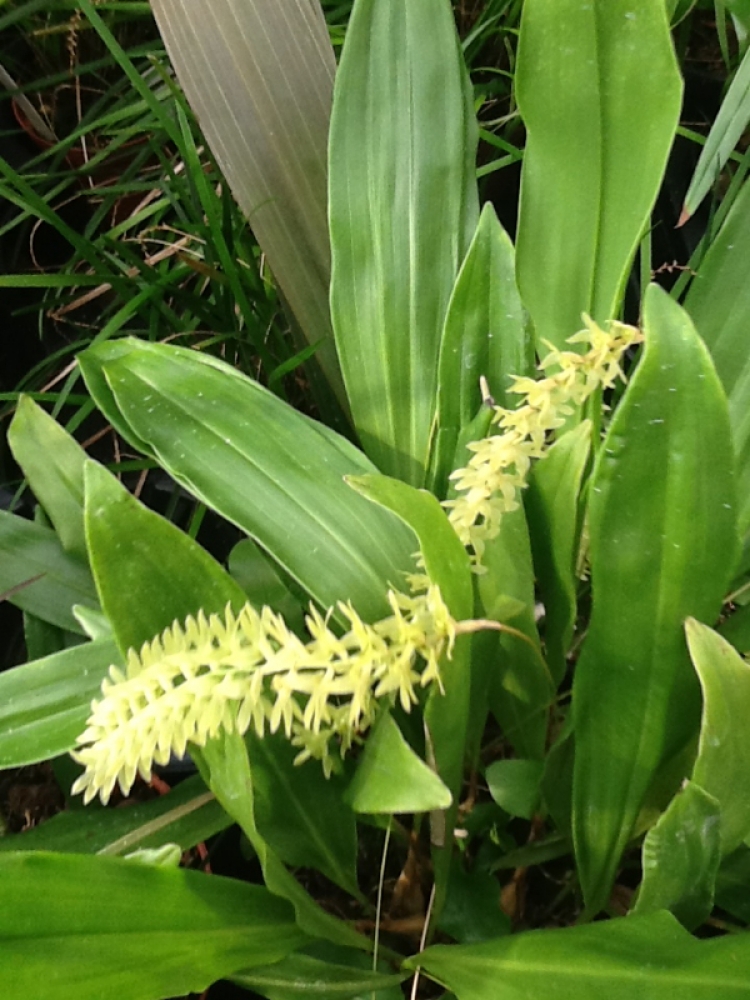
[
  {"x1": 409, "y1": 910, "x2": 750, "y2": 999},
  {"x1": 346, "y1": 473, "x2": 472, "y2": 916},
  {"x1": 194, "y1": 732, "x2": 369, "y2": 950},
  {"x1": 572, "y1": 285, "x2": 738, "y2": 915},
  {"x1": 0, "y1": 774, "x2": 229, "y2": 858},
  {"x1": 78, "y1": 338, "x2": 416, "y2": 623},
  {"x1": 329, "y1": 0, "x2": 479, "y2": 485},
  {"x1": 345, "y1": 711, "x2": 452, "y2": 815},
  {"x1": 686, "y1": 619, "x2": 750, "y2": 854},
  {"x1": 633, "y1": 779, "x2": 721, "y2": 930},
  {"x1": 84, "y1": 461, "x2": 247, "y2": 656},
  {"x1": 478, "y1": 506, "x2": 552, "y2": 760},
  {"x1": 79, "y1": 454, "x2": 367, "y2": 949},
  {"x1": 515, "y1": 0, "x2": 682, "y2": 350},
  {"x1": 0, "y1": 638, "x2": 117, "y2": 768},
  {"x1": 150, "y1": 0, "x2": 346, "y2": 409},
  {"x1": 233, "y1": 952, "x2": 406, "y2": 1000},
  {"x1": 8, "y1": 396, "x2": 88, "y2": 560},
  {"x1": 485, "y1": 758, "x2": 544, "y2": 821},
  {"x1": 680, "y1": 45, "x2": 750, "y2": 223},
  {"x1": 2, "y1": 851, "x2": 307, "y2": 1000},
  {"x1": 685, "y1": 177, "x2": 750, "y2": 536},
  {"x1": 0, "y1": 509, "x2": 97, "y2": 633},
  {"x1": 248, "y1": 730, "x2": 360, "y2": 899},
  {"x1": 525, "y1": 421, "x2": 592, "y2": 685},
  {"x1": 430, "y1": 203, "x2": 530, "y2": 495}
]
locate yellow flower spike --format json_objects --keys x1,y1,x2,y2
[
  {"x1": 445, "y1": 316, "x2": 643, "y2": 568},
  {"x1": 71, "y1": 581, "x2": 457, "y2": 805}
]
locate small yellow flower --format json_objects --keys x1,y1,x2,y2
[
  {"x1": 445, "y1": 316, "x2": 643, "y2": 568},
  {"x1": 71, "y1": 582, "x2": 456, "y2": 804}
]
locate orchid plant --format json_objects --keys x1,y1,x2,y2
[{"x1": 4, "y1": 1, "x2": 750, "y2": 998}]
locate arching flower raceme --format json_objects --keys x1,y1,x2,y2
[
  {"x1": 71, "y1": 582, "x2": 455, "y2": 805},
  {"x1": 444, "y1": 317, "x2": 643, "y2": 568}
]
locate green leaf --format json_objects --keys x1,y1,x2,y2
[
  {"x1": 572, "y1": 285, "x2": 738, "y2": 915},
  {"x1": 344, "y1": 473, "x2": 471, "y2": 913},
  {"x1": 195, "y1": 731, "x2": 369, "y2": 951},
  {"x1": 515, "y1": 0, "x2": 682, "y2": 350},
  {"x1": 725, "y1": 0, "x2": 750, "y2": 32},
  {"x1": 248, "y1": 730, "x2": 360, "y2": 898},
  {"x1": 0, "y1": 774, "x2": 229, "y2": 857},
  {"x1": 0, "y1": 638, "x2": 117, "y2": 768},
  {"x1": 234, "y1": 951, "x2": 406, "y2": 1000},
  {"x1": 346, "y1": 473, "x2": 472, "y2": 621},
  {"x1": 436, "y1": 856, "x2": 511, "y2": 945},
  {"x1": 633, "y1": 780, "x2": 721, "y2": 930},
  {"x1": 525, "y1": 421, "x2": 592, "y2": 685},
  {"x1": 84, "y1": 461, "x2": 247, "y2": 656},
  {"x1": 149, "y1": 0, "x2": 346, "y2": 409},
  {"x1": 410, "y1": 911, "x2": 750, "y2": 999},
  {"x1": 345, "y1": 711, "x2": 452, "y2": 815},
  {"x1": 2, "y1": 851, "x2": 307, "y2": 1000},
  {"x1": 79, "y1": 339, "x2": 415, "y2": 622},
  {"x1": 0, "y1": 510, "x2": 97, "y2": 632},
  {"x1": 485, "y1": 758, "x2": 544, "y2": 821},
  {"x1": 8, "y1": 396, "x2": 88, "y2": 560},
  {"x1": 329, "y1": 0, "x2": 479, "y2": 484},
  {"x1": 478, "y1": 506, "x2": 552, "y2": 759},
  {"x1": 228, "y1": 538, "x2": 304, "y2": 631},
  {"x1": 684, "y1": 177, "x2": 750, "y2": 536},
  {"x1": 716, "y1": 844, "x2": 750, "y2": 923},
  {"x1": 431, "y1": 203, "x2": 530, "y2": 494},
  {"x1": 686, "y1": 618, "x2": 750, "y2": 854},
  {"x1": 681, "y1": 46, "x2": 750, "y2": 223}
]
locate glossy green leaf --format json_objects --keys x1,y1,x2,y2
[
  {"x1": 150, "y1": 0, "x2": 346, "y2": 410},
  {"x1": 526, "y1": 421, "x2": 591, "y2": 684},
  {"x1": 345, "y1": 472, "x2": 472, "y2": 913},
  {"x1": 725, "y1": 0, "x2": 750, "y2": 31},
  {"x1": 79, "y1": 448, "x2": 365, "y2": 950},
  {"x1": 2, "y1": 851, "x2": 307, "y2": 1000},
  {"x1": 0, "y1": 774, "x2": 229, "y2": 857},
  {"x1": 84, "y1": 461, "x2": 247, "y2": 656},
  {"x1": 0, "y1": 510, "x2": 97, "y2": 632},
  {"x1": 248, "y1": 730, "x2": 360, "y2": 898},
  {"x1": 687, "y1": 618, "x2": 750, "y2": 853},
  {"x1": 195, "y1": 732, "x2": 368, "y2": 951},
  {"x1": 431, "y1": 203, "x2": 530, "y2": 494},
  {"x1": 681, "y1": 46, "x2": 750, "y2": 223},
  {"x1": 684, "y1": 178, "x2": 750, "y2": 536},
  {"x1": 0, "y1": 638, "x2": 117, "y2": 768},
  {"x1": 79, "y1": 339, "x2": 415, "y2": 623},
  {"x1": 572, "y1": 285, "x2": 738, "y2": 915},
  {"x1": 485, "y1": 758, "x2": 544, "y2": 821},
  {"x1": 345, "y1": 711, "x2": 451, "y2": 814},
  {"x1": 8, "y1": 396, "x2": 88, "y2": 560},
  {"x1": 346, "y1": 473, "x2": 472, "y2": 621},
  {"x1": 515, "y1": 0, "x2": 681, "y2": 350},
  {"x1": 329, "y1": 0, "x2": 478, "y2": 484},
  {"x1": 233, "y1": 952, "x2": 406, "y2": 1000},
  {"x1": 478, "y1": 506, "x2": 552, "y2": 759},
  {"x1": 633, "y1": 780, "x2": 721, "y2": 930},
  {"x1": 410, "y1": 911, "x2": 750, "y2": 999},
  {"x1": 437, "y1": 856, "x2": 511, "y2": 944},
  {"x1": 345, "y1": 473, "x2": 472, "y2": 794},
  {"x1": 228, "y1": 538, "x2": 304, "y2": 632}
]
